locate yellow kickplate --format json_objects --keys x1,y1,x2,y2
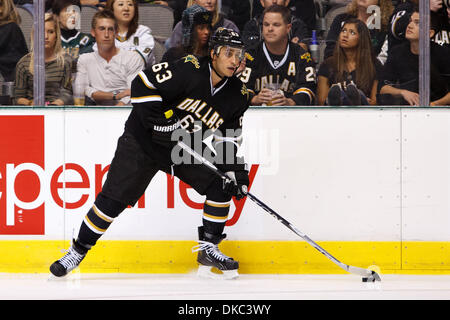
[{"x1": 1, "y1": 240, "x2": 450, "y2": 274}]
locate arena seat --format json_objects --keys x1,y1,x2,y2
[
  {"x1": 79, "y1": 5, "x2": 99, "y2": 34},
  {"x1": 138, "y1": 3, "x2": 174, "y2": 41},
  {"x1": 16, "y1": 6, "x2": 33, "y2": 50}
]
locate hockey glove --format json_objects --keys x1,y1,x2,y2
[
  {"x1": 152, "y1": 109, "x2": 181, "y2": 149},
  {"x1": 223, "y1": 170, "x2": 249, "y2": 200}
]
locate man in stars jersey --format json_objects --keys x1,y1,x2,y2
[
  {"x1": 240, "y1": 4, "x2": 317, "y2": 106},
  {"x1": 50, "y1": 28, "x2": 251, "y2": 280}
]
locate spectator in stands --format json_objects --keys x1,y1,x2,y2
[
  {"x1": 317, "y1": 18, "x2": 382, "y2": 106},
  {"x1": 241, "y1": 5, "x2": 317, "y2": 106},
  {"x1": 53, "y1": 0, "x2": 95, "y2": 60},
  {"x1": 141, "y1": 0, "x2": 188, "y2": 28},
  {"x1": 156, "y1": 0, "x2": 249, "y2": 31},
  {"x1": 161, "y1": 4, "x2": 212, "y2": 62},
  {"x1": 13, "y1": 0, "x2": 33, "y2": 14},
  {"x1": 324, "y1": 0, "x2": 394, "y2": 62},
  {"x1": 387, "y1": 0, "x2": 422, "y2": 54},
  {"x1": 15, "y1": 13, "x2": 73, "y2": 105},
  {"x1": 252, "y1": 0, "x2": 316, "y2": 36},
  {"x1": 47, "y1": 0, "x2": 106, "y2": 12},
  {"x1": 80, "y1": 0, "x2": 107, "y2": 8},
  {"x1": 431, "y1": 0, "x2": 450, "y2": 49},
  {"x1": 90, "y1": 0, "x2": 156, "y2": 66},
  {"x1": 243, "y1": 0, "x2": 309, "y2": 51},
  {"x1": 287, "y1": 0, "x2": 316, "y2": 35},
  {"x1": 220, "y1": 0, "x2": 251, "y2": 32},
  {"x1": 166, "y1": 0, "x2": 239, "y2": 49},
  {"x1": 388, "y1": 1, "x2": 449, "y2": 54},
  {"x1": 0, "y1": 0, "x2": 28, "y2": 81},
  {"x1": 74, "y1": 10, "x2": 144, "y2": 105},
  {"x1": 380, "y1": 9, "x2": 450, "y2": 106}
]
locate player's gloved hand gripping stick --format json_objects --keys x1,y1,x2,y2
[
  {"x1": 222, "y1": 170, "x2": 249, "y2": 201},
  {"x1": 152, "y1": 109, "x2": 181, "y2": 149},
  {"x1": 177, "y1": 140, "x2": 381, "y2": 282}
]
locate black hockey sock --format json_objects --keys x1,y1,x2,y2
[
  {"x1": 76, "y1": 194, "x2": 127, "y2": 249},
  {"x1": 202, "y1": 199, "x2": 230, "y2": 236},
  {"x1": 77, "y1": 205, "x2": 114, "y2": 248}
]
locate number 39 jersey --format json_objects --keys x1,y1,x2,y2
[
  {"x1": 126, "y1": 55, "x2": 251, "y2": 167},
  {"x1": 240, "y1": 42, "x2": 317, "y2": 105}
]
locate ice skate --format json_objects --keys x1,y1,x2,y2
[
  {"x1": 49, "y1": 240, "x2": 87, "y2": 277},
  {"x1": 192, "y1": 227, "x2": 239, "y2": 280}
]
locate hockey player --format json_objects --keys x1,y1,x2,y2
[
  {"x1": 240, "y1": 4, "x2": 316, "y2": 106},
  {"x1": 50, "y1": 28, "x2": 250, "y2": 280}
]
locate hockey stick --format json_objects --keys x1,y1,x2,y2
[{"x1": 177, "y1": 140, "x2": 381, "y2": 282}]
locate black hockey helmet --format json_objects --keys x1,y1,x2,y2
[{"x1": 209, "y1": 27, "x2": 245, "y2": 60}]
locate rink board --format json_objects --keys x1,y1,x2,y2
[
  {"x1": 1, "y1": 107, "x2": 450, "y2": 273},
  {"x1": 0, "y1": 240, "x2": 449, "y2": 274}
]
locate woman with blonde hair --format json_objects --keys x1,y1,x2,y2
[
  {"x1": 324, "y1": 0, "x2": 394, "y2": 62},
  {"x1": 15, "y1": 13, "x2": 73, "y2": 106},
  {"x1": 0, "y1": 0, "x2": 28, "y2": 81},
  {"x1": 166, "y1": 0, "x2": 239, "y2": 49}
]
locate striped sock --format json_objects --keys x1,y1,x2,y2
[
  {"x1": 77, "y1": 204, "x2": 115, "y2": 247},
  {"x1": 202, "y1": 199, "x2": 230, "y2": 236}
]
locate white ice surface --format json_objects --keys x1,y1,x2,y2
[{"x1": 0, "y1": 273, "x2": 450, "y2": 300}]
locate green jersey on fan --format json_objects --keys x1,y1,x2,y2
[{"x1": 52, "y1": 0, "x2": 95, "y2": 61}]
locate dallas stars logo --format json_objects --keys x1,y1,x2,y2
[
  {"x1": 241, "y1": 84, "x2": 249, "y2": 98},
  {"x1": 301, "y1": 52, "x2": 312, "y2": 63},
  {"x1": 184, "y1": 55, "x2": 200, "y2": 69}
]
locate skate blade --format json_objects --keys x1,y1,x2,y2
[
  {"x1": 197, "y1": 265, "x2": 239, "y2": 280},
  {"x1": 47, "y1": 267, "x2": 81, "y2": 281}
]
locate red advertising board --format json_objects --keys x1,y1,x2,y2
[{"x1": 0, "y1": 116, "x2": 45, "y2": 234}]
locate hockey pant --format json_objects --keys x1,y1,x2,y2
[{"x1": 76, "y1": 131, "x2": 232, "y2": 249}]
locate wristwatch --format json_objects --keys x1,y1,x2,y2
[{"x1": 113, "y1": 93, "x2": 117, "y2": 101}]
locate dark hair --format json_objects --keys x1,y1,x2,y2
[
  {"x1": 330, "y1": 18, "x2": 377, "y2": 96},
  {"x1": 106, "y1": 0, "x2": 139, "y2": 40},
  {"x1": 52, "y1": 0, "x2": 81, "y2": 16},
  {"x1": 91, "y1": 9, "x2": 118, "y2": 31},
  {"x1": 262, "y1": 4, "x2": 291, "y2": 25}
]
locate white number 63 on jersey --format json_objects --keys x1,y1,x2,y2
[{"x1": 152, "y1": 62, "x2": 173, "y2": 83}]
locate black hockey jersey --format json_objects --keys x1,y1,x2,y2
[
  {"x1": 388, "y1": 2, "x2": 450, "y2": 53},
  {"x1": 431, "y1": 8, "x2": 450, "y2": 49},
  {"x1": 127, "y1": 55, "x2": 251, "y2": 168},
  {"x1": 240, "y1": 42, "x2": 317, "y2": 105}
]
